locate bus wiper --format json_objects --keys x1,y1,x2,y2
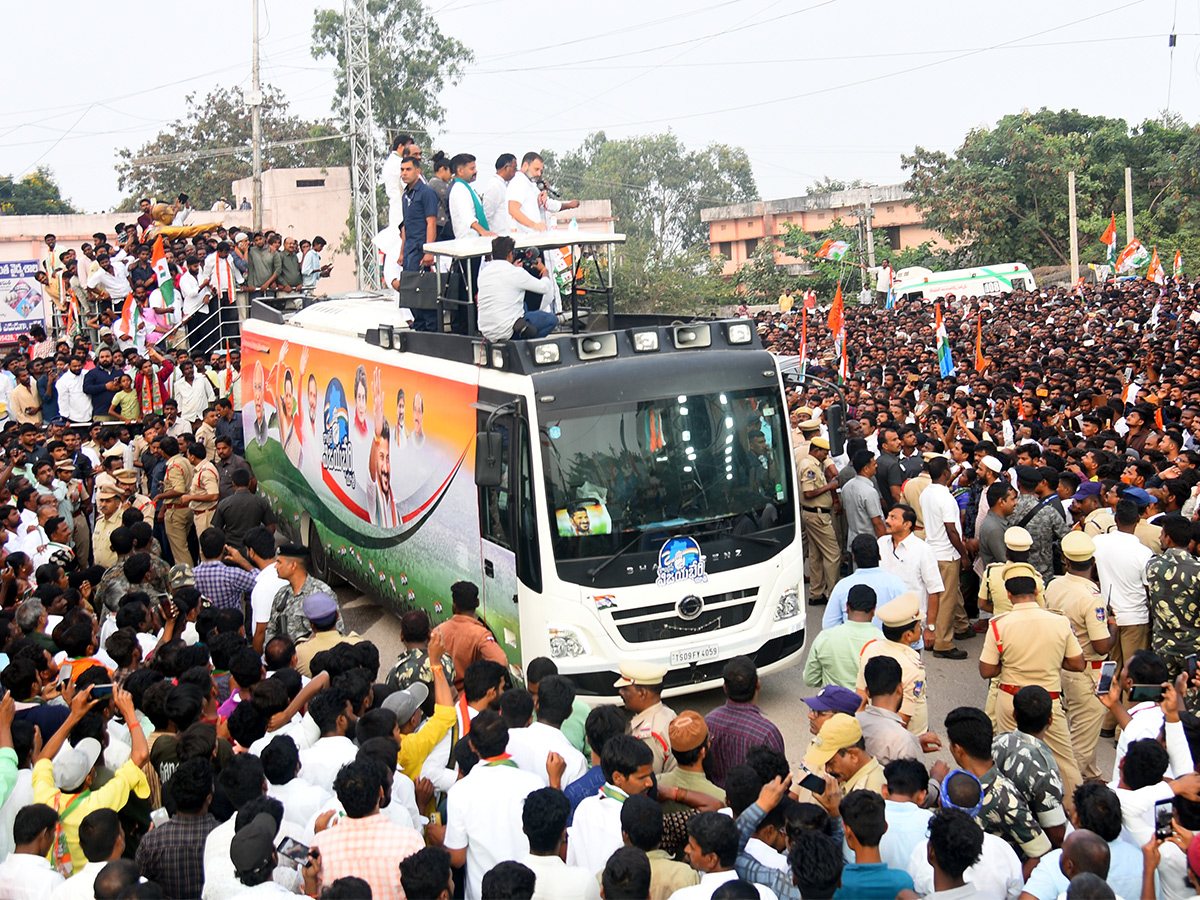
[
  {"x1": 693, "y1": 521, "x2": 780, "y2": 547},
  {"x1": 587, "y1": 534, "x2": 644, "y2": 582}
]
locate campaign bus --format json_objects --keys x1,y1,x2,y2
[
  {"x1": 241, "y1": 253, "x2": 805, "y2": 696},
  {"x1": 892, "y1": 263, "x2": 1037, "y2": 302}
]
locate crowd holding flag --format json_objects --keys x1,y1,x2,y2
[
  {"x1": 828, "y1": 281, "x2": 848, "y2": 383},
  {"x1": 974, "y1": 312, "x2": 988, "y2": 373},
  {"x1": 1116, "y1": 238, "x2": 1149, "y2": 272},
  {"x1": 1148, "y1": 247, "x2": 1166, "y2": 285},
  {"x1": 799, "y1": 306, "x2": 808, "y2": 378},
  {"x1": 1100, "y1": 213, "x2": 1118, "y2": 265},
  {"x1": 936, "y1": 303, "x2": 956, "y2": 377},
  {"x1": 1175, "y1": 250, "x2": 1184, "y2": 279}
]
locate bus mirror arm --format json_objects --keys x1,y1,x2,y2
[{"x1": 788, "y1": 372, "x2": 848, "y2": 457}]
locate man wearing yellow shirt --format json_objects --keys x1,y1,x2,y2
[
  {"x1": 388, "y1": 628, "x2": 457, "y2": 782},
  {"x1": 32, "y1": 686, "x2": 150, "y2": 875}
]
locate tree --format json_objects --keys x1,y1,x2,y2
[
  {"x1": 115, "y1": 86, "x2": 347, "y2": 208},
  {"x1": 805, "y1": 176, "x2": 868, "y2": 195},
  {"x1": 903, "y1": 108, "x2": 1200, "y2": 268},
  {"x1": 544, "y1": 131, "x2": 756, "y2": 312},
  {"x1": 311, "y1": 0, "x2": 471, "y2": 143},
  {"x1": 0, "y1": 168, "x2": 77, "y2": 215}
]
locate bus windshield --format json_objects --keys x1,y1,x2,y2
[{"x1": 541, "y1": 386, "x2": 794, "y2": 561}]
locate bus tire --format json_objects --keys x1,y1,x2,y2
[{"x1": 307, "y1": 520, "x2": 337, "y2": 586}]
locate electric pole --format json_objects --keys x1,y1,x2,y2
[
  {"x1": 249, "y1": 0, "x2": 263, "y2": 233},
  {"x1": 346, "y1": 0, "x2": 381, "y2": 290},
  {"x1": 1068, "y1": 171, "x2": 1079, "y2": 285},
  {"x1": 1125, "y1": 167, "x2": 1134, "y2": 245}
]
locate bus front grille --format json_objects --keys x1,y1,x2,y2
[{"x1": 613, "y1": 591, "x2": 757, "y2": 643}]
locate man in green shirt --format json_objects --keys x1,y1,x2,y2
[
  {"x1": 803, "y1": 585, "x2": 885, "y2": 689},
  {"x1": 657, "y1": 711, "x2": 724, "y2": 813},
  {"x1": 246, "y1": 233, "x2": 282, "y2": 298},
  {"x1": 277, "y1": 237, "x2": 303, "y2": 291}
]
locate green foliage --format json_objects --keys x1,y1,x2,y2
[
  {"x1": 115, "y1": 86, "x2": 347, "y2": 208},
  {"x1": 0, "y1": 168, "x2": 77, "y2": 215},
  {"x1": 544, "y1": 131, "x2": 756, "y2": 312},
  {"x1": 903, "y1": 108, "x2": 1200, "y2": 268},
  {"x1": 311, "y1": 0, "x2": 471, "y2": 143},
  {"x1": 805, "y1": 176, "x2": 868, "y2": 194}
]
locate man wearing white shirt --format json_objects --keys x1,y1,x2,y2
[
  {"x1": 56, "y1": 357, "x2": 91, "y2": 425},
  {"x1": 298, "y1": 690, "x2": 359, "y2": 794},
  {"x1": 878, "y1": 504, "x2": 944, "y2": 655},
  {"x1": 448, "y1": 154, "x2": 494, "y2": 240},
  {"x1": 86, "y1": 247, "x2": 131, "y2": 311},
  {"x1": 908, "y1": 807, "x2": 1017, "y2": 900},
  {"x1": 246, "y1": 527, "x2": 287, "y2": 653},
  {"x1": 505, "y1": 676, "x2": 588, "y2": 789},
  {"x1": 476, "y1": 236, "x2": 556, "y2": 342},
  {"x1": 478, "y1": 154, "x2": 517, "y2": 235},
  {"x1": 420, "y1": 658, "x2": 505, "y2": 794},
  {"x1": 521, "y1": 787, "x2": 601, "y2": 900},
  {"x1": 261, "y1": 734, "x2": 330, "y2": 837},
  {"x1": 878, "y1": 759, "x2": 934, "y2": 872},
  {"x1": 444, "y1": 711, "x2": 544, "y2": 900},
  {"x1": 381, "y1": 134, "x2": 409, "y2": 228},
  {"x1": 0, "y1": 803, "x2": 65, "y2": 900},
  {"x1": 1108, "y1": 652, "x2": 1193, "y2": 783},
  {"x1": 1093, "y1": 500, "x2": 1154, "y2": 736},
  {"x1": 567, "y1": 734, "x2": 655, "y2": 877},
  {"x1": 920, "y1": 457, "x2": 970, "y2": 656},
  {"x1": 179, "y1": 256, "x2": 218, "y2": 354},
  {"x1": 669, "y1": 812, "x2": 777, "y2": 900},
  {"x1": 506, "y1": 153, "x2": 580, "y2": 234}
]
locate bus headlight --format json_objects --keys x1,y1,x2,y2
[
  {"x1": 774, "y1": 587, "x2": 800, "y2": 621},
  {"x1": 548, "y1": 625, "x2": 588, "y2": 659},
  {"x1": 533, "y1": 342, "x2": 560, "y2": 365}
]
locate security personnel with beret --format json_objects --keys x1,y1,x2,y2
[
  {"x1": 856, "y1": 593, "x2": 928, "y2": 735},
  {"x1": 800, "y1": 435, "x2": 841, "y2": 605},
  {"x1": 615, "y1": 661, "x2": 677, "y2": 774},
  {"x1": 980, "y1": 526, "x2": 1045, "y2": 614},
  {"x1": 1044, "y1": 531, "x2": 1113, "y2": 779},
  {"x1": 980, "y1": 563, "x2": 1085, "y2": 811}
]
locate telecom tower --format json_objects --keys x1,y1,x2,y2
[{"x1": 345, "y1": 0, "x2": 380, "y2": 290}]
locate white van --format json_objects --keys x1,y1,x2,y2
[{"x1": 892, "y1": 263, "x2": 1037, "y2": 301}]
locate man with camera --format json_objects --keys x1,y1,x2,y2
[{"x1": 477, "y1": 236, "x2": 557, "y2": 343}]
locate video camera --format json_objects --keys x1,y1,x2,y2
[{"x1": 513, "y1": 246, "x2": 543, "y2": 276}]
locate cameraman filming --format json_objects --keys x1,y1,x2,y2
[{"x1": 477, "y1": 236, "x2": 557, "y2": 342}]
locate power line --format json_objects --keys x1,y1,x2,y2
[{"x1": 127, "y1": 132, "x2": 350, "y2": 166}]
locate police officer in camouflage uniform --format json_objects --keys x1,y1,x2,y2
[
  {"x1": 992, "y1": 685, "x2": 1069, "y2": 833},
  {"x1": 1147, "y1": 514, "x2": 1200, "y2": 685},
  {"x1": 1044, "y1": 531, "x2": 1112, "y2": 780},
  {"x1": 1011, "y1": 466, "x2": 1070, "y2": 583},
  {"x1": 386, "y1": 608, "x2": 457, "y2": 692}
]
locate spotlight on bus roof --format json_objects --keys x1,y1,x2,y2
[
  {"x1": 533, "y1": 342, "x2": 560, "y2": 365},
  {"x1": 632, "y1": 331, "x2": 659, "y2": 352},
  {"x1": 726, "y1": 322, "x2": 753, "y2": 344}
]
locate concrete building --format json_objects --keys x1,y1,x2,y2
[{"x1": 700, "y1": 184, "x2": 945, "y2": 277}]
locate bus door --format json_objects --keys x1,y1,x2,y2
[{"x1": 476, "y1": 402, "x2": 540, "y2": 674}]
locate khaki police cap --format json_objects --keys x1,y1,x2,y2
[
  {"x1": 876, "y1": 592, "x2": 921, "y2": 628},
  {"x1": 797, "y1": 406, "x2": 814, "y2": 416},
  {"x1": 614, "y1": 661, "x2": 667, "y2": 689},
  {"x1": 114, "y1": 468, "x2": 138, "y2": 484},
  {"x1": 811, "y1": 436, "x2": 830, "y2": 450},
  {"x1": 1002, "y1": 562, "x2": 1038, "y2": 582},
  {"x1": 1004, "y1": 526, "x2": 1033, "y2": 552},
  {"x1": 103, "y1": 446, "x2": 124, "y2": 459},
  {"x1": 54, "y1": 460, "x2": 74, "y2": 471},
  {"x1": 1061, "y1": 531, "x2": 1095, "y2": 562},
  {"x1": 97, "y1": 486, "x2": 121, "y2": 499},
  {"x1": 799, "y1": 419, "x2": 822, "y2": 433}
]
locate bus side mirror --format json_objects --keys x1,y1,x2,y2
[
  {"x1": 826, "y1": 403, "x2": 846, "y2": 457},
  {"x1": 475, "y1": 432, "x2": 504, "y2": 487}
]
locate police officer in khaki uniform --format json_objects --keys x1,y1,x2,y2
[
  {"x1": 1044, "y1": 531, "x2": 1113, "y2": 780},
  {"x1": 794, "y1": 417, "x2": 821, "y2": 460},
  {"x1": 800, "y1": 436, "x2": 841, "y2": 605},
  {"x1": 855, "y1": 593, "x2": 928, "y2": 736},
  {"x1": 115, "y1": 468, "x2": 155, "y2": 525},
  {"x1": 980, "y1": 562, "x2": 1085, "y2": 812},
  {"x1": 980, "y1": 526, "x2": 1045, "y2": 614},
  {"x1": 615, "y1": 661, "x2": 677, "y2": 775}
]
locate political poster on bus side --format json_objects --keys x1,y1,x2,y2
[{"x1": 0, "y1": 260, "x2": 46, "y2": 343}]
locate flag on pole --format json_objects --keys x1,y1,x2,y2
[
  {"x1": 799, "y1": 306, "x2": 808, "y2": 379},
  {"x1": 975, "y1": 313, "x2": 987, "y2": 373},
  {"x1": 814, "y1": 239, "x2": 849, "y2": 262},
  {"x1": 885, "y1": 283, "x2": 895, "y2": 310},
  {"x1": 1174, "y1": 250, "x2": 1183, "y2": 279},
  {"x1": 829, "y1": 281, "x2": 847, "y2": 384},
  {"x1": 1148, "y1": 247, "x2": 1166, "y2": 285},
  {"x1": 803, "y1": 289, "x2": 816, "y2": 311},
  {"x1": 936, "y1": 304, "x2": 955, "y2": 377},
  {"x1": 225, "y1": 345, "x2": 233, "y2": 392},
  {"x1": 1100, "y1": 214, "x2": 1117, "y2": 266},
  {"x1": 1116, "y1": 238, "x2": 1149, "y2": 273},
  {"x1": 151, "y1": 236, "x2": 174, "y2": 308}
]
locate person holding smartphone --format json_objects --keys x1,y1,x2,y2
[{"x1": 1044, "y1": 532, "x2": 1114, "y2": 780}]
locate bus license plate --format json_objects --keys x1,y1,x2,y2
[{"x1": 670, "y1": 644, "x2": 719, "y2": 666}]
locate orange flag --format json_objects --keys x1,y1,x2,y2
[
  {"x1": 974, "y1": 313, "x2": 987, "y2": 373},
  {"x1": 827, "y1": 281, "x2": 844, "y2": 334}
]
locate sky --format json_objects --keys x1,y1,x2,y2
[{"x1": 3, "y1": 0, "x2": 1198, "y2": 214}]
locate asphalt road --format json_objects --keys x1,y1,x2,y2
[{"x1": 340, "y1": 587, "x2": 1117, "y2": 779}]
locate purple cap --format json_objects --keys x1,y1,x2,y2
[
  {"x1": 1072, "y1": 481, "x2": 1102, "y2": 502},
  {"x1": 302, "y1": 591, "x2": 339, "y2": 622},
  {"x1": 803, "y1": 685, "x2": 862, "y2": 715}
]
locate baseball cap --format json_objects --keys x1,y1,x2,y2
[
  {"x1": 54, "y1": 737, "x2": 102, "y2": 790},
  {"x1": 668, "y1": 711, "x2": 708, "y2": 752},
  {"x1": 229, "y1": 812, "x2": 278, "y2": 878},
  {"x1": 383, "y1": 682, "x2": 429, "y2": 723},
  {"x1": 803, "y1": 714, "x2": 863, "y2": 769},
  {"x1": 1123, "y1": 487, "x2": 1153, "y2": 507},
  {"x1": 1072, "y1": 481, "x2": 1102, "y2": 502},
  {"x1": 802, "y1": 685, "x2": 862, "y2": 715},
  {"x1": 302, "y1": 591, "x2": 338, "y2": 623}
]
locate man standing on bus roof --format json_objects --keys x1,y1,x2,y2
[
  {"x1": 434, "y1": 581, "x2": 508, "y2": 692},
  {"x1": 615, "y1": 662, "x2": 678, "y2": 775},
  {"x1": 799, "y1": 435, "x2": 841, "y2": 606},
  {"x1": 399, "y1": 155, "x2": 439, "y2": 333}
]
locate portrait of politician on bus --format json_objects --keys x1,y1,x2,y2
[{"x1": 556, "y1": 500, "x2": 611, "y2": 538}]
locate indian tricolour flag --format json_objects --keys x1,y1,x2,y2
[
  {"x1": 1100, "y1": 214, "x2": 1117, "y2": 266},
  {"x1": 1174, "y1": 250, "x2": 1183, "y2": 279},
  {"x1": 814, "y1": 239, "x2": 848, "y2": 261},
  {"x1": 936, "y1": 304, "x2": 955, "y2": 377},
  {"x1": 151, "y1": 236, "x2": 174, "y2": 308}
]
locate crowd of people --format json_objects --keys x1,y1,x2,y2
[{"x1": 1, "y1": 233, "x2": 1200, "y2": 900}]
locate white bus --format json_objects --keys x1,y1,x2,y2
[
  {"x1": 892, "y1": 263, "x2": 1037, "y2": 302},
  {"x1": 240, "y1": 253, "x2": 805, "y2": 697}
]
